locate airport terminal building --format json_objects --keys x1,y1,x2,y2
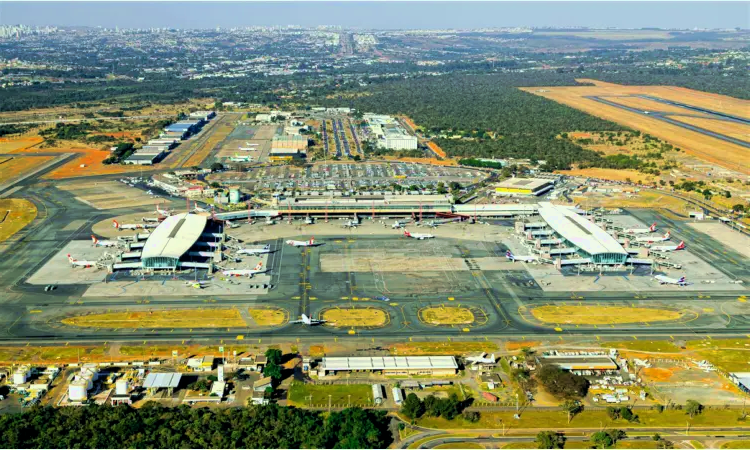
[{"x1": 137, "y1": 213, "x2": 217, "y2": 271}]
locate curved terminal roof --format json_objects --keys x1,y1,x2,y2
[
  {"x1": 538, "y1": 202, "x2": 627, "y2": 256},
  {"x1": 141, "y1": 213, "x2": 208, "y2": 260}
]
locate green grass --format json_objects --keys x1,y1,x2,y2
[
  {"x1": 434, "y1": 443, "x2": 484, "y2": 449},
  {"x1": 600, "y1": 340, "x2": 680, "y2": 353},
  {"x1": 721, "y1": 441, "x2": 750, "y2": 449},
  {"x1": 407, "y1": 434, "x2": 478, "y2": 450},
  {"x1": 693, "y1": 348, "x2": 750, "y2": 372},
  {"x1": 409, "y1": 409, "x2": 750, "y2": 431},
  {"x1": 502, "y1": 441, "x2": 657, "y2": 449},
  {"x1": 690, "y1": 441, "x2": 706, "y2": 449},
  {"x1": 287, "y1": 382, "x2": 373, "y2": 407}
]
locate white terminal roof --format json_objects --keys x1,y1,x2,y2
[
  {"x1": 322, "y1": 356, "x2": 458, "y2": 371},
  {"x1": 140, "y1": 213, "x2": 207, "y2": 260},
  {"x1": 496, "y1": 178, "x2": 552, "y2": 190},
  {"x1": 143, "y1": 372, "x2": 182, "y2": 388},
  {"x1": 732, "y1": 373, "x2": 750, "y2": 388},
  {"x1": 538, "y1": 202, "x2": 627, "y2": 256}
]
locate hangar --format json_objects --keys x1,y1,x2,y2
[
  {"x1": 318, "y1": 356, "x2": 458, "y2": 377},
  {"x1": 494, "y1": 178, "x2": 554, "y2": 196},
  {"x1": 140, "y1": 213, "x2": 213, "y2": 271}
]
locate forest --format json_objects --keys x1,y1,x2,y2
[
  {"x1": 327, "y1": 73, "x2": 628, "y2": 170},
  {"x1": 0, "y1": 403, "x2": 393, "y2": 449}
]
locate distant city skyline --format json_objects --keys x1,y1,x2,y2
[{"x1": 0, "y1": 2, "x2": 747, "y2": 30}]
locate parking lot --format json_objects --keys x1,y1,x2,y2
[{"x1": 207, "y1": 162, "x2": 487, "y2": 193}]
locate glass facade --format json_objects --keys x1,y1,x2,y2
[{"x1": 142, "y1": 256, "x2": 179, "y2": 270}]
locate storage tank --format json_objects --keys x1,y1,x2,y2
[
  {"x1": 69, "y1": 380, "x2": 88, "y2": 401},
  {"x1": 229, "y1": 188, "x2": 241, "y2": 204},
  {"x1": 13, "y1": 369, "x2": 27, "y2": 385},
  {"x1": 115, "y1": 379, "x2": 129, "y2": 396}
]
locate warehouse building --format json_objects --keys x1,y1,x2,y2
[
  {"x1": 272, "y1": 135, "x2": 308, "y2": 151},
  {"x1": 124, "y1": 152, "x2": 164, "y2": 165},
  {"x1": 537, "y1": 355, "x2": 619, "y2": 373},
  {"x1": 139, "y1": 213, "x2": 216, "y2": 271},
  {"x1": 189, "y1": 111, "x2": 216, "y2": 121},
  {"x1": 729, "y1": 373, "x2": 750, "y2": 394},
  {"x1": 494, "y1": 178, "x2": 554, "y2": 196},
  {"x1": 318, "y1": 356, "x2": 458, "y2": 377},
  {"x1": 364, "y1": 114, "x2": 418, "y2": 150}
]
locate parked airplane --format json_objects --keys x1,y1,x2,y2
[
  {"x1": 305, "y1": 216, "x2": 314, "y2": 225},
  {"x1": 230, "y1": 153, "x2": 254, "y2": 162},
  {"x1": 636, "y1": 231, "x2": 670, "y2": 243},
  {"x1": 654, "y1": 275, "x2": 689, "y2": 286},
  {"x1": 224, "y1": 220, "x2": 240, "y2": 229},
  {"x1": 221, "y1": 262, "x2": 268, "y2": 278},
  {"x1": 155, "y1": 204, "x2": 172, "y2": 216},
  {"x1": 68, "y1": 254, "x2": 97, "y2": 268},
  {"x1": 649, "y1": 241, "x2": 686, "y2": 252},
  {"x1": 626, "y1": 222, "x2": 657, "y2": 234},
  {"x1": 142, "y1": 216, "x2": 161, "y2": 223},
  {"x1": 91, "y1": 235, "x2": 117, "y2": 247},
  {"x1": 505, "y1": 250, "x2": 539, "y2": 263},
  {"x1": 342, "y1": 220, "x2": 358, "y2": 228},
  {"x1": 244, "y1": 142, "x2": 259, "y2": 147},
  {"x1": 375, "y1": 295, "x2": 391, "y2": 302},
  {"x1": 237, "y1": 244, "x2": 273, "y2": 255},
  {"x1": 192, "y1": 202, "x2": 209, "y2": 213},
  {"x1": 403, "y1": 230, "x2": 433, "y2": 240},
  {"x1": 185, "y1": 280, "x2": 210, "y2": 289},
  {"x1": 113, "y1": 220, "x2": 149, "y2": 230},
  {"x1": 237, "y1": 147, "x2": 257, "y2": 152},
  {"x1": 286, "y1": 237, "x2": 316, "y2": 247},
  {"x1": 265, "y1": 217, "x2": 276, "y2": 225},
  {"x1": 465, "y1": 352, "x2": 497, "y2": 365},
  {"x1": 290, "y1": 313, "x2": 326, "y2": 326},
  {"x1": 392, "y1": 220, "x2": 408, "y2": 229}
]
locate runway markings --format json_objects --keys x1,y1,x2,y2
[
  {"x1": 554, "y1": 327, "x2": 563, "y2": 332},
  {"x1": 29, "y1": 310, "x2": 41, "y2": 314}
]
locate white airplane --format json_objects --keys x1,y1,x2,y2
[
  {"x1": 290, "y1": 313, "x2": 326, "y2": 326},
  {"x1": 185, "y1": 280, "x2": 210, "y2": 289},
  {"x1": 649, "y1": 241, "x2": 686, "y2": 252},
  {"x1": 403, "y1": 230, "x2": 433, "y2": 240},
  {"x1": 265, "y1": 217, "x2": 276, "y2": 225},
  {"x1": 155, "y1": 204, "x2": 172, "y2": 216},
  {"x1": 626, "y1": 222, "x2": 657, "y2": 234},
  {"x1": 230, "y1": 153, "x2": 254, "y2": 162},
  {"x1": 342, "y1": 220, "x2": 358, "y2": 228},
  {"x1": 466, "y1": 352, "x2": 497, "y2": 365},
  {"x1": 192, "y1": 202, "x2": 208, "y2": 213},
  {"x1": 146, "y1": 190, "x2": 153, "y2": 196},
  {"x1": 221, "y1": 262, "x2": 268, "y2": 278},
  {"x1": 286, "y1": 237, "x2": 316, "y2": 247},
  {"x1": 655, "y1": 275, "x2": 688, "y2": 286},
  {"x1": 113, "y1": 220, "x2": 146, "y2": 230},
  {"x1": 636, "y1": 231, "x2": 670, "y2": 243},
  {"x1": 224, "y1": 220, "x2": 239, "y2": 229},
  {"x1": 392, "y1": 220, "x2": 408, "y2": 229},
  {"x1": 67, "y1": 254, "x2": 97, "y2": 268},
  {"x1": 238, "y1": 147, "x2": 257, "y2": 152},
  {"x1": 91, "y1": 235, "x2": 117, "y2": 247},
  {"x1": 505, "y1": 250, "x2": 539, "y2": 263},
  {"x1": 142, "y1": 216, "x2": 160, "y2": 223},
  {"x1": 305, "y1": 216, "x2": 314, "y2": 225},
  {"x1": 237, "y1": 244, "x2": 272, "y2": 256},
  {"x1": 244, "y1": 142, "x2": 259, "y2": 147}
]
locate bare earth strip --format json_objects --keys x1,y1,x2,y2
[
  {"x1": 0, "y1": 198, "x2": 37, "y2": 242},
  {"x1": 522, "y1": 84, "x2": 750, "y2": 174},
  {"x1": 530, "y1": 305, "x2": 684, "y2": 325},
  {"x1": 61, "y1": 309, "x2": 245, "y2": 329},
  {"x1": 601, "y1": 96, "x2": 712, "y2": 116},
  {"x1": 421, "y1": 307, "x2": 475, "y2": 325},
  {"x1": 321, "y1": 308, "x2": 387, "y2": 327},
  {"x1": 687, "y1": 222, "x2": 750, "y2": 259}
]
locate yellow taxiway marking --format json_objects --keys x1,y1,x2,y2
[
  {"x1": 352, "y1": 297, "x2": 359, "y2": 301},
  {"x1": 462, "y1": 328, "x2": 470, "y2": 332},
  {"x1": 554, "y1": 327, "x2": 563, "y2": 332},
  {"x1": 29, "y1": 310, "x2": 42, "y2": 314},
  {"x1": 341, "y1": 297, "x2": 349, "y2": 300},
  {"x1": 236, "y1": 335, "x2": 244, "y2": 340},
  {"x1": 348, "y1": 329, "x2": 356, "y2": 335},
  {"x1": 703, "y1": 308, "x2": 714, "y2": 313},
  {"x1": 448, "y1": 297, "x2": 455, "y2": 301}
]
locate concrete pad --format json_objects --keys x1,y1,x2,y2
[
  {"x1": 26, "y1": 241, "x2": 111, "y2": 285},
  {"x1": 82, "y1": 277, "x2": 270, "y2": 297},
  {"x1": 61, "y1": 220, "x2": 87, "y2": 231},
  {"x1": 688, "y1": 222, "x2": 750, "y2": 259}
]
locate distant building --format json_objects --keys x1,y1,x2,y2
[
  {"x1": 494, "y1": 178, "x2": 554, "y2": 196},
  {"x1": 537, "y1": 355, "x2": 618, "y2": 374},
  {"x1": 253, "y1": 376, "x2": 273, "y2": 392},
  {"x1": 272, "y1": 135, "x2": 308, "y2": 150},
  {"x1": 269, "y1": 148, "x2": 306, "y2": 162},
  {"x1": 319, "y1": 356, "x2": 458, "y2": 377}
]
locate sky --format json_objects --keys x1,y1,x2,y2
[{"x1": 0, "y1": 1, "x2": 747, "y2": 30}]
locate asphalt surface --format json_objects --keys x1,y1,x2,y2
[{"x1": 585, "y1": 96, "x2": 750, "y2": 149}]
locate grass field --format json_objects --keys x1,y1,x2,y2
[
  {"x1": 408, "y1": 408, "x2": 750, "y2": 431},
  {"x1": 421, "y1": 306, "x2": 475, "y2": 325},
  {"x1": 407, "y1": 434, "x2": 479, "y2": 450},
  {"x1": 530, "y1": 305, "x2": 684, "y2": 325},
  {"x1": 573, "y1": 190, "x2": 690, "y2": 211},
  {"x1": 522, "y1": 82, "x2": 750, "y2": 174},
  {"x1": 321, "y1": 307, "x2": 387, "y2": 327},
  {"x1": 248, "y1": 308, "x2": 286, "y2": 326},
  {"x1": 668, "y1": 115, "x2": 750, "y2": 141},
  {"x1": 0, "y1": 155, "x2": 54, "y2": 183},
  {"x1": 0, "y1": 136, "x2": 44, "y2": 152},
  {"x1": 563, "y1": 168, "x2": 661, "y2": 184},
  {"x1": 0, "y1": 346, "x2": 105, "y2": 364},
  {"x1": 391, "y1": 341, "x2": 498, "y2": 356},
  {"x1": 62, "y1": 308, "x2": 245, "y2": 329},
  {"x1": 287, "y1": 382, "x2": 373, "y2": 407},
  {"x1": 721, "y1": 441, "x2": 750, "y2": 449},
  {"x1": 599, "y1": 340, "x2": 681, "y2": 353},
  {"x1": 0, "y1": 198, "x2": 37, "y2": 242}
]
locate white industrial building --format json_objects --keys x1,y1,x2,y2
[
  {"x1": 319, "y1": 356, "x2": 458, "y2": 377},
  {"x1": 364, "y1": 114, "x2": 418, "y2": 150}
]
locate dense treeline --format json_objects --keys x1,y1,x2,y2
[
  {"x1": 0, "y1": 403, "x2": 392, "y2": 449},
  {"x1": 322, "y1": 73, "x2": 628, "y2": 170}
]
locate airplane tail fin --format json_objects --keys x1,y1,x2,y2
[
  {"x1": 676, "y1": 241, "x2": 685, "y2": 249},
  {"x1": 67, "y1": 254, "x2": 75, "y2": 262},
  {"x1": 112, "y1": 220, "x2": 119, "y2": 228},
  {"x1": 309, "y1": 237, "x2": 314, "y2": 245},
  {"x1": 505, "y1": 250, "x2": 513, "y2": 258},
  {"x1": 664, "y1": 231, "x2": 670, "y2": 239},
  {"x1": 91, "y1": 235, "x2": 98, "y2": 244},
  {"x1": 678, "y1": 276, "x2": 686, "y2": 283},
  {"x1": 254, "y1": 262, "x2": 263, "y2": 271},
  {"x1": 650, "y1": 223, "x2": 657, "y2": 231},
  {"x1": 404, "y1": 230, "x2": 411, "y2": 237}
]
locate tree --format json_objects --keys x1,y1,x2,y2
[
  {"x1": 560, "y1": 400, "x2": 582, "y2": 424},
  {"x1": 606, "y1": 406, "x2": 620, "y2": 420},
  {"x1": 724, "y1": 190, "x2": 731, "y2": 198},
  {"x1": 210, "y1": 162, "x2": 224, "y2": 172},
  {"x1": 462, "y1": 411, "x2": 480, "y2": 423},
  {"x1": 685, "y1": 400, "x2": 703, "y2": 418},
  {"x1": 536, "y1": 365, "x2": 589, "y2": 400},
  {"x1": 732, "y1": 204, "x2": 746, "y2": 213},
  {"x1": 401, "y1": 393, "x2": 425, "y2": 420},
  {"x1": 590, "y1": 429, "x2": 626, "y2": 449},
  {"x1": 535, "y1": 431, "x2": 565, "y2": 449},
  {"x1": 619, "y1": 406, "x2": 638, "y2": 423}
]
